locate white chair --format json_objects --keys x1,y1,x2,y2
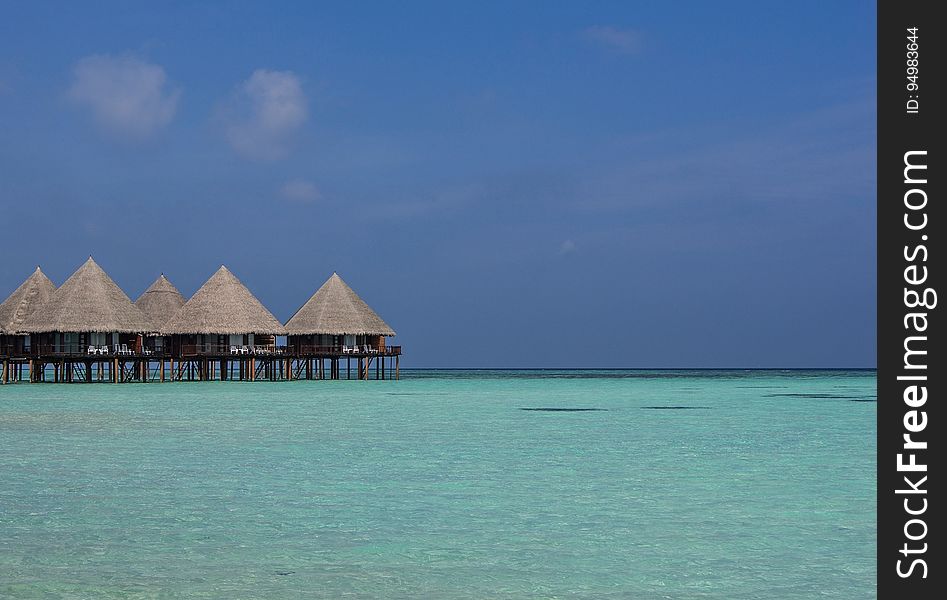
[{"x1": 87, "y1": 345, "x2": 96, "y2": 355}]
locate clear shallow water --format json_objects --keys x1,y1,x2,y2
[{"x1": 0, "y1": 370, "x2": 875, "y2": 598}]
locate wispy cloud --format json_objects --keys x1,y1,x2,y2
[
  {"x1": 576, "y1": 99, "x2": 875, "y2": 216},
  {"x1": 221, "y1": 69, "x2": 307, "y2": 160},
  {"x1": 280, "y1": 179, "x2": 321, "y2": 203},
  {"x1": 67, "y1": 54, "x2": 180, "y2": 139},
  {"x1": 582, "y1": 26, "x2": 643, "y2": 55},
  {"x1": 558, "y1": 239, "x2": 577, "y2": 255}
]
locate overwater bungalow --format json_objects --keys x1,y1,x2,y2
[
  {"x1": 13, "y1": 257, "x2": 154, "y2": 382},
  {"x1": 159, "y1": 266, "x2": 287, "y2": 381},
  {"x1": 0, "y1": 267, "x2": 56, "y2": 360},
  {"x1": 285, "y1": 272, "x2": 399, "y2": 379},
  {"x1": 162, "y1": 265, "x2": 285, "y2": 357},
  {"x1": 19, "y1": 257, "x2": 153, "y2": 355},
  {"x1": 135, "y1": 274, "x2": 186, "y2": 354}
]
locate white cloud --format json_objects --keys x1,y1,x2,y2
[
  {"x1": 280, "y1": 179, "x2": 321, "y2": 203},
  {"x1": 559, "y1": 239, "x2": 577, "y2": 255},
  {"x1": 68, "y1": 54, "x2": 180, "y2": 139},
  {"x1": 222, "y1": 69, "x2": 307, "y2": 160},
  {"x1": 582, "y1": 26, "x2": 642, "y2": 55}
]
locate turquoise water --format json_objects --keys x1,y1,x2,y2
[{"x1": 0, "y1": 370, "x2": 875, "y2": 598}]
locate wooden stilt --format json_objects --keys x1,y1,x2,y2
[{"x1": 396, "y1": 355, "x2": 400, "y2": 380}]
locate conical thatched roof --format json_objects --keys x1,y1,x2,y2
[
  {"x1": 162, "y1": 266, "x2": 285, "y2": 335},
  {"x1": 18, "y1": 257, "x2": 153, "y2": 334},
  {"x1": 0, "y1": 267, "x2": 56, "y2": 334},
  {"x1": 285, "y1": 272, "x2": 395, "y2": 336},
  {"x1": 135, "y1": 274, "x2": 186, "y2": 331}
]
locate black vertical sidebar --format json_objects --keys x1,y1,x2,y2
[{"x1": 878, "y1": 0, "x2": 942, "y2": 597}]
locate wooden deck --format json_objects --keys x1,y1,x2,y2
[{"x1": 0, "y1": 346, "x2": 401, "y2": 384}]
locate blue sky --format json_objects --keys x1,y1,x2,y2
[{"x1": 0, "y1": 1, "x2": 876, "y2": 367}]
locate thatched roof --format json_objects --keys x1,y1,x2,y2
[
  {"x1": 162, "y1": 265, "x2": 285, "y2": 335},
  {"x1": 285, "y1": 272, "x2": 395, "y2": 336},
  {"x1": 0, "y1": 267, "x2": 56, "y2": 334},
  {"x1": 18, "y1": 257, "x2": 154, "y2": 334},
  {"x1": 135, "y1": 274, "x2": 186, "y2": 331}
]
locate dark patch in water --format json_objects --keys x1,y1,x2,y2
[
  {"x1": 641, "y1": 406, "x2": 711, "y2": 410},
  {"x1": 849, "y1": 398, "x2": 877, "y2": 403},
  {"x1": 519, "y1": 408, "x2": 607, "y2": 412},
  {"x1": 765, "y1": 393, "x2": 869, "y2": 399},
  {"x1": 738, "y1": 386, "x2": 788, "y2": 389},
  {"x1": 276, "y1": 571, "x2": 295, "y2": 576}
]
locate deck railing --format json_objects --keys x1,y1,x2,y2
[
  {"x1": 8, "y1": 344, "x2": 403, "y2": 359},
  {"x1": 29, "y1": 344, "x2": 162, "y2": 357},
  {"x1": 295, "y1": 345, "x2": 401, "y2": 356},
  {"x1": 179, "y1": 344, "x2": 286, "y2": 357}
]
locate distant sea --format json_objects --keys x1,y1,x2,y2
[{"x1": 0, "y1": 369, "x2": 876, "y2": 598}]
